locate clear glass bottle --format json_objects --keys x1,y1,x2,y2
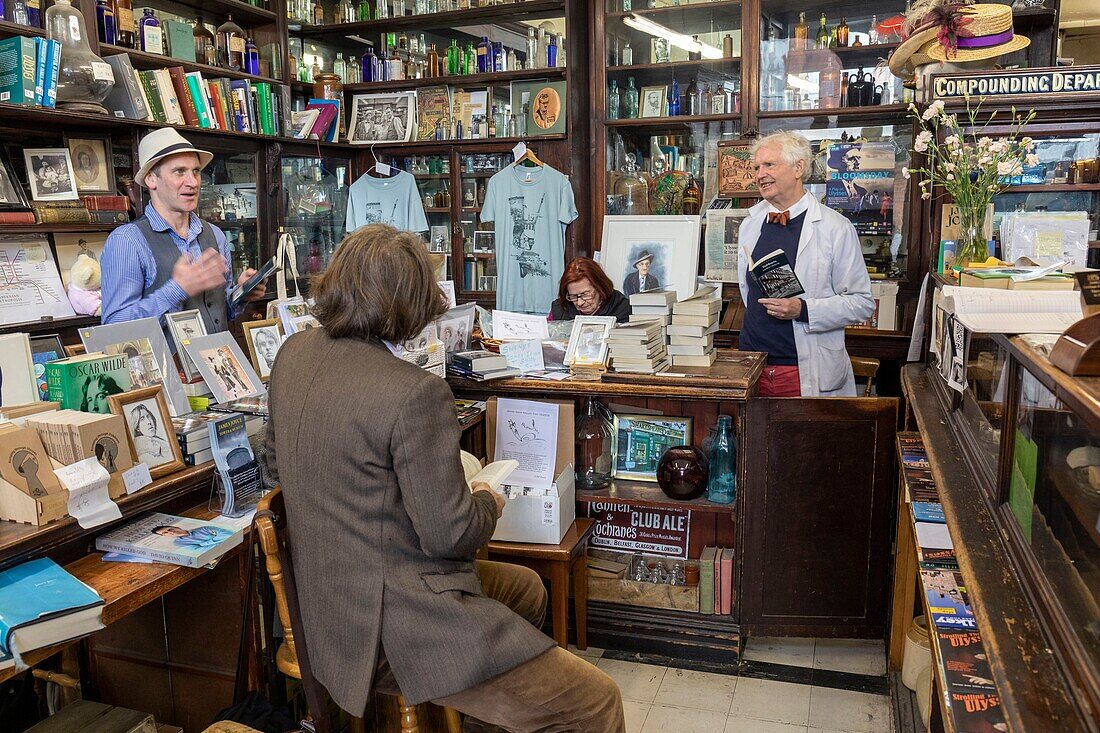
[
  {"x1": 607, "y1": 79, "x2": 620, "y2": 120},
  {"x1": 706, "y1": 415, "x2": 736, "y2": 504},
  {"x1": 340, "y1": 0, "x2": 354, "y2": 23},
  {"x1": 193, "y1": 16, "x2": 216, "y2": 65},
  {"x1": 614, "y1": 153, "x2": 649, "y2": 215},
  {"x1": 217, "y1": 15, "x2": 245, "y2": 70},
  {"x1": 415, "y1": 0, "x2": 427, "y2": 12},
  {"x1": 525, "y1": 27, "x2": 536, "y2": 69},
  {"x1": 347, "y1": 54, "x2": 360, "y2": 83},
  {"x1": 621, "y1": 40, "x2": 632, "y2": 66},
  {"x1": 688, "y1": 33, "x2": 701, "y2": 60},
  {"x1": 622, "y1": 76, "x2": 639, "y2": 118},
  {"x1": 506, "y1": 47, "x2": 517, "y2": 71},
  {"x1": 10, "y1": 0, "x2": 29, "y2": 26},
  {"x1": 47, "y1": 0, "x2": 115, "y2": 110},
  {"x1": 333, "y1": 51, "x2": 346, "y2": 82},
  {"x1": 575, "y1": 397, "x2": 613, "y2": 490},
  {"x1": 376, "y1": 0, "x2": 389, "y2": 17},
  {"x1": 113, "y1": 0, "x2": 133, "y2": 47},
  {"x1": 868, "y1": 14, "x2": 880, "y2": 44}
]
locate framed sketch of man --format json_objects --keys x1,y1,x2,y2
[
  {"x1": 64, "y1": 134, "x2": 116, "y2": 195},
  {"x1": 23, "y1": 148, "x2": 79, "y2": 202},
  {"x1": 0, "y1": 154, "x2": 30, "y2": 210},
  {"x1": 108, "y1": 385, "x2": 185, "y2": 479},
  {"x1": 348, "y1": 92, "x2": 417, "y2": 144},
  {"x1": 242, "y1": 318, "x2": 284, "y2": 380},
  {"x1": 166, "y1": 309, "x2": 208, "y2": 381},
  {"x1": 600, "y1": 215, "x2": 701, "y2": 301}
]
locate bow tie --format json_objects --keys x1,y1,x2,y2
[{"x1": 767, "y1": 211, "x2": 790, "y2": 227}]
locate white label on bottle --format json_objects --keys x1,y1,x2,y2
[
  {"x1": 91, "y1": 62, "x2": 115, "y2": 83},
  {"x1": 512, "y1": 141, "x2": 526, "y2": 162},
  {"x1": 144, "y1": 25, "x2": 163, "y2": 55},
  {"x1": 230, "y1": 36, "x2": 245, "y2": 53}
]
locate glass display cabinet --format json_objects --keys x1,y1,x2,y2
[
  {"x1": 279, "y1": 153, "x2": 350, "y2": 280},
  {"x1": 198, "y1": 151, "x2": 261, "y2": 283},
  {"x1": 458, "y1": 152, "x2": 507, "y2": 294}
]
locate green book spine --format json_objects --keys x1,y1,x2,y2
[
  {"x1": 0, "y1": 36, "x2": 38, "y2": 106},
  {"x1": 185, "y1": 74, "x2": 211, "y2": 128},
  {"x1": 255, "y1": 82, "x2": 271, "y2": 135},
  {"x1": 137, "y1": 70, "x2": 166, "y2": 122},
  {"x1": 698, "y1": 546, "x2": 716, "y2": 615},
  {"x1": 45, "y1": 355, "x2": 132, "y2": 412}
]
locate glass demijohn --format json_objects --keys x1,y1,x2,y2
[
  {"x1": 576, "y1": 397, "x2": 613, "y2": 490},
  {"x1": 46, "y1": 0, "x2": 115, "y2": 113}
]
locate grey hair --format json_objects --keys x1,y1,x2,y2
[{"x1": 750, "y1": 131, "x2": 813, "y2": 182}]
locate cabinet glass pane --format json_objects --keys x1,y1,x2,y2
[
  {"x1": 759, "y1": 2, "x2": 906, "y2": 112},
  {"x1": 1007, "y1": 368, "x2": 1100, "y2": 676},
  {"x1": 396, "y1": 154, "x2": 454, "y2": 280},
  {"x1": 198, "y1": 153, "x2": 258, "y2": 282},
  {"x1": 963, "y1": 336, "x2": 1009, "y2": 475},
  {"x1": 281, "y1": 156, "x2": 350, "y2": 279},
  {"x1": 461, "y1": 153, "x2": 507, "y2": 293}
]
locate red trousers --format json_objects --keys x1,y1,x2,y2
[{"x1": 758, "y1": 365, "x2": 802, "y2": 397}]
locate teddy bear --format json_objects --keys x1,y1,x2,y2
[{"x1": 68, "y1": 251, "x2": 103, "y2": 316}]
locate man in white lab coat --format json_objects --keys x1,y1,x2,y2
[{"x1": 737, "y1": 131, "x2": 874, "y2": 397}]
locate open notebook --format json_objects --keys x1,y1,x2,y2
[{"x1": 941, "y1": 286, "x2": 1082, "y2": 334}]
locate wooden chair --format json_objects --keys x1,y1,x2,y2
[
  {"x1": 850, "y1": 356, "x2": 881, "y2": 397},
  {"x1": 255, "y1": 488, "x2": 462, "y2": 733}
]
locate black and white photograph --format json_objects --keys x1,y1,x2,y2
[
  {"x1": 242, "y1": 318, "x2": 283, "y2": 380},
  {"x1": 401, "y1": 322, "x2": 437, "y2": 353},
  {"x1": 64, "y1": 135, "x2": 116, "y2": 195},
  {"x1": 108, "y1": 385, "x2": 185, "y2": 479},
  {"x1": 429, "y1": 225, "x2": 449, "y2": 253},
  {"x1": 565, "y1": 316, "x2": 616, "y2": 367},
  {"x1": 0, "y1": 154, "x2": 30, "y2": 209},
  {"x1": 166, "y1": 309, "x2": 208, "y2": 381},
  {"x1": 601, "y1": 215, "x2": 702, "y2": 300},
  {"x1": 182, "y1": 333, "x2": 265, "y2": 404},
  {"x1": 348, "y1": 92, "x2": 417, "y2": 144},
  {"x1": 438, "y1": 317, "x2": 471, "y2": 353},
  {"x1": 640, "y1": 86, "x2": 668, "y2": 119},
  {"x1": 473, "y1": 230, "x2": 495, "y2": 253},
  {"x1": 23, "y1": 148, "x2": 79, "y2": 202}
]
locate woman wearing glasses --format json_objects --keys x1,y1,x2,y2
[{"x1": 548, "y1": 257, "x2": 631, "y2": 323}]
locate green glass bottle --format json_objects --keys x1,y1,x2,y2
[
  {"x1": 623, "y1": 76, "x2": 639, "y2": 118},
  {"x1": 815, "y1": 13, "x2": 829, "y2": 49},
  {"x1": 465, "y1": 41, "x2": 476, "y2": 74},
  {"x1": 356, "y1": 0, "x2": 370, "y2": 20},
  {"x1": 446, "y1": 38, "x2": 460, "y2": 75}
]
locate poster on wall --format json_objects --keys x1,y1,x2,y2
[
  {"x1": 826, "y1": 141, "x2": 895, "y2": 237},
  {"x1": 586, "y1": 501, "x2": 691, "y2": 558},
  {"x1": 704, "y1": 208, "x2": 751, "y2": 283},
  {"x1": 716, "y1": 140, "x2": 758, "y2": 197}
]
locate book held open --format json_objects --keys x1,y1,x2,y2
[{"x1": 745, "y1": 248, "x2": 805, "y2": 299}]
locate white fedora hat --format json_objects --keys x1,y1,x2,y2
[{"x1": 135, "y1": 128, "x2": 213, "y2": 187}]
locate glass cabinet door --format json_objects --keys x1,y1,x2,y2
[
  {"x1": 280, "y1": 155, "x2": 350, "y2": 280},
  {"x1": 198, "y1": 152, "x2": 260, "y2": 282},
  {"x1": 398, "y1": 154, "x2": 454, "y2": 279},
  {"x1": 459, "y1": 153, "x2": 507, "y2": 294}
]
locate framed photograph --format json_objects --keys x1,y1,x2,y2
[
  {"x1": 242, "y1": 318, "x2": 284, "y2": 381},
  {"x1": 472, "y1": 230, "x2": 495, "y2": 253},
  {"x1": 0, "y1": 154, "x2": 30, "y2": 210},
  {"x1": 348, "y1": 92, "x2": 417, "y2": 144},
  {"x1": 182, "y1": 333, "x2": 266, "y2": 403},
  {"x1": 437, "y1": 303, "x2": 475, "y2": 353},
  {"x1": 717, "y1": 139, "x2": 759, "y2": 197},
  {"x1": 600, "y1": 215, "x2": 702, "y2": 301},
  {"x1": 166, "y1": 309, "x2": 209, "y2": 381},
  {"x1": 428, "y1": 224, "x2": 450, "y2": 253},
  {"x1": 612, "y1": 414, "x2": 693, "y2": 482},
  {"x1": 108, "y1": 385, "x2": 185, "y2": 479},
  {"x1": 274, "y1": 296, "x2": 309, "y2": 335},
  {"x1": 23, "y1": 148, "x2": 79, "y2": 202},
  {"x1": 29, "y1": 334, "x2": 64, "y2": 401},
  {"x1": 565, "y1": 316, "x2": 617, "y2": 368},
  {"x1": 64, "y1": 134, "x2": 116, "y2": 195},
  {"x1": 640, "y1": 85, "x2": 668, "y2": 118},
  {"x1": 80, "y1": 318, "x2": 190, "y2": 417}
]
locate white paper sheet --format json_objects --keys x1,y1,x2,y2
[
  {"x1": 493, "y1": 398, "x2": 558, "y2": 489},
  {"x1": 499, "y1": 339, "x2": 545, "y2": 374},
  {"x1": 0, "y1": 236, "x2": 77, "y2": 326},
  {"x1": 492, "y1": 310, "x2": 550, "y2": 341},
  {"x1": 915, "y1": 521, "x2": 953, "y2": 549},
  {"x1": 54, "y1": 457, "x2": 122, "y2": 529}
]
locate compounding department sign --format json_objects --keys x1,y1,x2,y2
[
  {"x1": 586, "y1": 502, "x2": 691, "y2": 558},
  {"x1": 933, "y1": 67, "x2": 1100, "y2": 100}
]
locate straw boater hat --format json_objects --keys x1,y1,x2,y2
[
  {"x1": 888, "y1": 0, "x2": 971, "y2": 79},
  {"x1": 135, "y1": 128, "x2": 213, "y2": 187},
  {"x1": 925, "y1": 3, "x2": 1030, "y2": 62}
]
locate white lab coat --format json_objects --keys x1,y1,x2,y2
[{"x1": 738, "y1": 193, "x2": 875, "y2": 397}]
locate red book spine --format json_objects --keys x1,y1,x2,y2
[
  {"x1": 0, "y1": 211, "x2": 38, "y2": 224},
  {"x1": 81, "y1": 195, "x2": 128, "y2": 211}
]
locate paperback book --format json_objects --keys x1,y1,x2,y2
[
  {"x1": 208, "y1": 413, "x2": 262, "y2": 517},
  {"x1": 948, "y1": 690, "x2": 1004, "y2": 730},
  {"x1": 94, "y1": 512, "x2": 244, "y2": 568},
  {"x1": 746, "y1": 248, "x2": 805, "y2": 299},
  {"x1": 922, "y1": 569, "x2": 975, "y2": 629},
  {"x1": 912, "y1": 502, "x2": 945, "y2": 524}
]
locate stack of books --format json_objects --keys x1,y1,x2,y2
[
  {"x1": 172, "y1": 410, "x2": 264, "y2": 466},
  {"x1": 699, "y1": 547, "x2": 735, "y2": 615},
  {"x1": 81, "y1": 195, "x2": 130, "y2": 225},
  {"x1": 668, "y1": 288, "x2": 722, "y2": 369},
  {"x1": 607, "y1": 319, "x2": 668, "y2": 374},
  {"x1": 447, "y1": 350, "x2": 519, "y2": 381},
  {"x1": 0, "y1": 36, "x2": 60, "y2": 111},
  {"x1": 628, "y1": 290, "x2": 676, "y2": 329},
  {"x1": 24, "y1": 409, "x2": 132, "y2": 499}
]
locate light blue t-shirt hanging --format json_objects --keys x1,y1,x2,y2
[
  {"x1": 481, "y1": 164, "x2": 578, "y2": 314},
  {"x1": 346, "y1": 169, "x2": 429, "y2": 234}
]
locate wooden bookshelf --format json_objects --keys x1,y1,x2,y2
[
  {"x1": 343, "y1": 66, "x2": 566, "y2": 94},
  {"x1": 0, "y1": 19, "x2": 45, "y2": 38},
  {"x1": 295, "y1": 0, "x2": 566, "y2": 39},
  {"x1": 606, "y1": 113, "x2": 741, "y2": 127},
  {"x1": 757, "y1": 103, "x2": 909, "y2": 119},
  {"x1": 99, "y1": 44, "x2": 283, "y2": 86}
]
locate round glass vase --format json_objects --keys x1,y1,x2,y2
[
  {"x1": 656, "y1": 446, "x2": 709, "y2": 501},
  {"x1": 955, "y1": 207, "x2": 989, "y2": 269},
  {"x1": 47, "y1": 0, "x2": 115, "y2": 114}
]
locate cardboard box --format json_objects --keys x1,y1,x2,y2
[{"x1": 486, "y1": 397, "x2": 576, "y2": 544}]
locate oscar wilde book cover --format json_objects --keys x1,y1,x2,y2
[{"x1": 44, "y1": 354, "x2": 132, "y2": 413}]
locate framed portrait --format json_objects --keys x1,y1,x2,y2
[
  {"x1": 640, "y1": 86, "x2": 668, "y2": 118},
  {"x1": 600, "y1": 215, "x2": 702, "y2": 301},
  {"x1": 80, "y1": 318, "x2": 190, "y2": 417},
  {"x1": 29, "y1": 334, "x2": 64, "y2": 401},
  {"x1": 716, "y1": 139, "x2": 759, "y2": 197},
  {"x1": 348, "y1": 91, "x2": 417, "y2": 144},
  {"x1": 565, "y1": 316, "x2": 617, "y2": 368},
  {"x1": 428, "y1": 224, "x2": 450, "y2": 253},
  {"x1": 437, "y1": 302, "x2": 475, "y2": 353},
  {"x1": 612, "y1": 414, "x2": 693, "y2": 482},
  {"x1": 108, "y1": 385, "x2": 185, "y2": 479},
  {"x1": 182, "y1": 333, "x2": 266, "y2": 403},
  {"x1": 0, "y1": 154, "x2": 30, "y2": 210},
  {"x1": 242, "y1": 318, "x2": 284, "y2": 381},
  {"x1": 511, "y1": 80, "x2": 566, "y2": 136},
  {"x1": 274, "y1": 296, "x2": 309, "y2": 335},
  {"x1": 63, "y1": 134, "x2": 116, "y2": 195},
  {"x1": 23, "y1": 148, "x2": 79, "y2": 202},
  {"x1": 166, "y1": 309, "x2": 208, "y2": 381},
  {"x1": 472, "y1": 230, "x2": 495, "y2": 253}
]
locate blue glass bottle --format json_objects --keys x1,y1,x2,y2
[
  {"x1": 476, "y1": 35, "x2": 490, "y2": 73},
  {"x1": 24, "y1": 0, "x2": 38, "y2": 27},
  {"x1": 95, "y1": 0, "x2": 115, "y2": 45},
  {"x1": 706, "y1": 415, "x2": 736, "y2": 504},
  {"x1": 668, "y1": 76, "x2": 680, "y2": 116},
  {"x1": 546, "y1": 33, "x2": 557, "y2": 68},
  {"x1": 244, "y1": 37, "x2": 259, "y2": 75},
  {"x1": 492, "y1": 41, "x2": 504, "y2": 72}
]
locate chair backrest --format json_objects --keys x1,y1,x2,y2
[{"x1": 850, "y1": 356, "x2": 881, "y2": 397}]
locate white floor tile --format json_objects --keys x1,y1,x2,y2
[
  {"x1": 807, "y1": 687, "x2": 892, "y2": 733},
  {"x1": 654, "y1": 667, "x2": 737, "y2": 713},
  {"x1": 597, "y1": 658, "x2": 667, "y2": 703},
  {"x1": 729, "y1": 677, "x2": 811, "y2": 726},
  {"x1": 569, "y1": 644, "x2": 605, "y2": 660},
  {"x1": 622, "y1": 699, "x2": 650, "y2": 733},
  {"x1": 743, "y1": 637, "x2": 816, "y2": 668},
  {"x1": 723, "y1": 715, "x2": 809, "y2": 733},
  {"x1": 640, "y1": 704, "x2": 729, "y2": 733},
  {"x1": 812, "y1": 639, "x2": 886, "y2": 677}
]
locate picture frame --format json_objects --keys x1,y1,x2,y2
[
  {"x1": 29, "y1": 334, "x2": 65, "y2": 401},
  {"x1": 472, "y1": 230, "x2": 495, "y2": 254},
  {"x1": 182, "y1": 332, "x2": 266, "y2": 403},
  {"x1": 166, "y1": 309, "x2": 209, "y2": 381},
  {"x1": 80, "y1": 318, "x2": 190, "y2": 417},
  {"x1": 348, "y1": 91, "x2": 417, "y2": 144},
  {"x1": 565, "y1": 316, "x2": 617, "y2": 368},
  {"x1": 23, "y1": 148, "x2": 79, "y2": 202},
  {"x1": 428, "y1": 224, "x2": 450, "y2": 253},
  {"x1": 600, "y1": 215, "x2": 702, "y2": 301},
  {"x1": 63, "y1": 134, "x2": 116, "y2": 195},
  {"x1": 510, "y1": 80, "x2": 567, "y2": 136},
  {"x1": 437, "y1": 302, "x2": 475, "y2": 353},
  {"x1": 108, "y1": 385, "x2": 185, "y2": 480},
  {"x1": 242, "y1": 318, "x2": 284, "y2": 381},
  {"x1": 612, "y1": 414, "x2": 693, "y2": 482},
  {"x1": 0, "y1": 154, "x2": 30, "y2": 210},
  {"x1": 640, "y1": 85, "x2": 668, "y2": 118},
  {"x1": 716, "y1": 139, "x2": 759, "y2": 197}
]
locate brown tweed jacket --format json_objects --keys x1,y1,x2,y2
[{"x1": 264, "y1": 329, "x2": 554, "y2": 712}]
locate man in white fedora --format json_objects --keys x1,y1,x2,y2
[{"x1": 101, "y1": 128, "x2": 264, "y2": 333}]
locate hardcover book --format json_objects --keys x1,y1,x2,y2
[
  {"x1": 208, "y1": 412, "x2": 261, "y2": 517},
  {"x1": 164, "y1": 19, "x2": 196, "y2": 62},
  {"x1": 0, "y1": 558, "x2": 104, "y2": 658},
  {"x1": 0, "y1": 36, "x2": 37, "y2": 107},
  {"x1": 44, "y1": 353, "x2": 132, "y2": 413},
  {"x1": 94, "y1": 512, "x2": 244, "y2": 568},
  {"x1": 746, "y1": 248, "x2": 805, "y2": 299}
]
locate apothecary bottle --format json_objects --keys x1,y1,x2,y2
[
  {"x1": 113, "y1": 0, "x2": 134, "y2": 47},
  {"x1": 614, "y1": 153, "x2": 650, "y2": 216},
  {"x1": 217, "y1": 14, "x2": 245, "y2": 71},
  {"x1": 95, "y1": 0, "x2": 115, "y2": 45},
  {"x1": 607, "y1": 79, "x2": 620, "y2": 120},
  {"x1": 706, "y1": 415, "x2": 736, "y2": 504},
  {"x1": 193, "y1": 16, "x2": 216, "y2": 65},
  {"x1": 138, "y1": 8, "x2": 162, "y2": 54},
  {"x1": 576, "y1": 397, "x2": 613, "y2": 490},
  {"x1": 622, "y1": 76, "x2": 639, "y2": 118},
  {"x1": 245, "y1": 37, "x2": 260, "y2": 75},
  {"x1": 835, "y1": 17, "x2": 849, "y2": 48},
  {"x1": 621, "y1": 40, "x2": 632, "y2": 65}
]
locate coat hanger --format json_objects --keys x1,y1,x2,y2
[
  {"x1": 367, "y1": 142, "x2": 399, "y2": 178},
  {"x1": 512, "y1": 142, "x2": 543, "y2": 168}
]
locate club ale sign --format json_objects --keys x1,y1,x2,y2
[
  {"x1": 587, "y1": 502, "x2": 691, "y2": 558},
  {"x1": 933, "y1": 67, "x2": 1100, "y2": 100}
]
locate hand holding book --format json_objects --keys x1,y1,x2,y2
[{"x1": 759, "y1": 297, "x2": 803, "y2": 320}]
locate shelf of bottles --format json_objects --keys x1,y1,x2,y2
[
  {"x1": 457, "y1": 152, "x2": 503, "y2": 292},
  {"x1": 395, "y1": 154, "x2": 456, "y2": 275},
  {"x1": 280, "y1": 154, "x2": 350, "y2": 279},
  {"x1": 198, "y1": 152, "x2": 261, "y2": 282},
  {"x1": 759, "y1": 2, "x2": 908, "y2": 114}
]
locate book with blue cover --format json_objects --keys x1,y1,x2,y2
[
  {"x1": 922, "y1": 569, "x2": 976, "y2": 630},
  {"x1": 0, "y1": 558, "x2": 104, "y2": 660},
  {"x1": 912, "y1": 502, "x2": 946, "y2": 524},
  {"x1": 95, "y1": 512, "x2": 243, "y2": 567}
]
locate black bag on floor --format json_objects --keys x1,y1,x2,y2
[{"x1": 213, "y1": 691, "x2": 298, "y2": 733}]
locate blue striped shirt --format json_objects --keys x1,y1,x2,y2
[{"x1": 101, "y1": 203, "x2": 232, "y2": 325}]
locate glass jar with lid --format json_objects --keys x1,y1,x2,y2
[{"x1": 613, "y1": 153, "x2": 650, "y2": 216}]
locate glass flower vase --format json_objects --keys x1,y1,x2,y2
[{"x1": 956, "y1": 207, "x2": 989, "y2": 269}]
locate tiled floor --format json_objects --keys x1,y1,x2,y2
[{"x1": 570, "y1": 637, "x2": 893, "y2": 733}]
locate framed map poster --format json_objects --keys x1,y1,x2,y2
[{"x1": 716, "y1": 140, "x2": 758, "y2": 197}]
